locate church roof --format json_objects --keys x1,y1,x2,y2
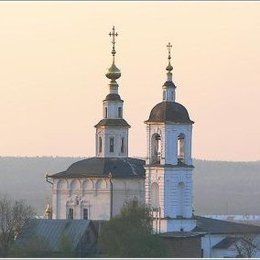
[
  {"x1": 104, "y1": 93, "x2": 123, "y2": 102},
  {"x1": 160, "y1": 231, "x2": 205, "y2": 238},
  {"x1": 145, "y1": 101, "x2": 194, "y2": 124},
  {"x1": 95, "y1": 118, "x2": 130, "y2": 128},
  {"x1": 15, "y1": 219, "x2": 96, "y2": 252},
  {"x1": 194, "y1": 216, "x2": 260, "y2": 234},
  {"x1": 212, "y1": 237, "x2": 239, "y2": 249},
  {"x1": 49, "y1": 157, "x2": 145, "y2": 179}
]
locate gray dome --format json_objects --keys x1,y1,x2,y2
[
  {"x1": 146, "y1": 101, "x2": 194, "y2": 124},
  {"x1": 50, "y1": 157, "x2": 145, "y2": 179}
]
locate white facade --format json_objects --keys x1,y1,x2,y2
[
  {"x1": 52, "y1": 177, "x2": 144, "y2": 220},
  {"x1": 145, "y1": 122, "x2": 195, "y2": 232},
  {"x1": 145, "y1": 49, "x2": 195, "y2": 232}
]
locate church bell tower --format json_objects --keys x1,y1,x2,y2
[
  {"x1": 95, "y1": 26, "x2": 130, "y2": 158},
  {"x1": 145, "y1": 43, "x2": 196, "y2": 232}
]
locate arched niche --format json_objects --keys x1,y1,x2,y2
[
  {"x1": 151, "y1": 182, "x2": 159, "y2": 209},
  {"x1": 83, "y1": 179, "x2": 93, "y2": 192},
  {"x1": 96, "y1": 179, "x2": 107, "y2": 190},
  {"x1": 178, "y1": 181, "x2": 185, "y2": 217},
  {"x1": 57, "y1": 179, "x2": 67, "y2": 190},
  {"x1": 70, "y1": 179, "x2": 80, "y2": 191}
]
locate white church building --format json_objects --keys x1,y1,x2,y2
[{"x1": 46, "y1": 27, "x2": 260, "y2": 258}]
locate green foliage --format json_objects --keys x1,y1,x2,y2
[{"x1": 99, "y1": 200, "x2": 169, "y2": 258}]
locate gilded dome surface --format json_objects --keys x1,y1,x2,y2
[{"x1": 105, "y1": 63, "x2": 121, "y2": 80}]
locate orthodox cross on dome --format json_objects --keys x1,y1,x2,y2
[
  {"x1": 167, "y1": 42, "x2": 172, "y2": 61},
  {"x1": 106, "y1": 26, "x2": 121, "y2": 81},
  {"x1": 166, "y1": 42, "x2": 173, "y2": 72},
  {"x1": 109, "y1": 26, "x2": 118, "y2": 62}
]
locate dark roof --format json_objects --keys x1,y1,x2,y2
[
  {"x1": 16, "y1": 219, "x2": 94, "y2": 251},
  {"x1": 163, "y1": 80, "x2": 176, "y2": 88},
  {"x1": 212, "y1": 237, "x2": 239, "y2": 249},
  {"x1": 194, "y1": 216, "x2": 260, "y2": 234},
  {"x1": 104, "y1": 93, "x2": 123, "y2": 102},
  {"x1": 145, "y1": 101, "x2": 194, "y2": 124},
  {"x1": 160, "y1": 231, "x2": 205, "y2": 238},
  {"x1": 50, "y1": 157, "x2": 145, "y2": 179},
  {"x1": 95, "y1": 118, "x2": 130, "y2": 128}
]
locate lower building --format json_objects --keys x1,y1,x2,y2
[
  {"x1": 48, "y1": 157, "x2": 145, "y2": 220},
  {"x1": 15, "y1": 219, "x2": 97, "y2": 257}
]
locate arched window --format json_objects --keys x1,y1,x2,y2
[
  {"x1": 67, "y1": 208, "x2": 73, "y2": 219},
  {"x1": 121, "y1": 137, "x2": 125, "y2": 153},
  {"x1": 151, "y1": 182, "x2": 159, "y2": 209},
  {"x1": 151, "y1": 133, "x2": 161, "y2": 164},
  {"x1": 170, "y1": 90, "x2": 174, "y2": 101},
  {"x1": 118, "y1": 107, "x2": 122, "y2": 118},
  {"x1": 178, "y1": 182, "x2": 185, "y2": 217},
  {"x1": 109, "y1": 137, "x2": 114, "y2": 153},
  {"x1": 99, "y1": 136, "x2": 102, "y2": 153},
  {"x1": 83, "y1": 208, "x2": 88, "y2": 220},
  {"x1": 105, "y1": 107, "x2": 108, "y2": 118},
  {"x1": 177, "y1": 133, "x2": 185, "y2": 164}
]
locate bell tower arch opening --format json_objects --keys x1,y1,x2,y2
[
  {"x1": 177, "y1": 133, "x2": 185, "y2": 164},
  {"x1": 151, "y1": 133, "x2": 162, "y2": 164}
]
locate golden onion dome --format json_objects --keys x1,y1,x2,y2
[
  {"x1": 166, "y1": 62, "x2": 173, "y2": 72},
  {"x1": 106, "y1": 62, "x2": 121, "y2": 80}
]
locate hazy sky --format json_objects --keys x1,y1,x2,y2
[{"x1": 0, "y1": 2, "x2": 260, "y2": 161}]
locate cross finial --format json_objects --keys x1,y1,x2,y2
[
  {"x1": 167, "y1": 42, "x2": 172, "y2": 61},
  {"x1": 109, "y1": 26, "x2": 118, "y2": 61}
]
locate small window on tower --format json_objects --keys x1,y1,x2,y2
[
  {"x1": 99, "y1": 137, "x2": 102, "y2": 153},
  {"x1": 105, "y1": 107, "x2": 108, "y2": 118},
  {"x1": 163, "y1": 90, "x2": 166, "y2": 100},
  {"x1": 83, "y1": 208, "x2": 88, "y2": 220},
  {"x1": 109, "y1": 137, "x2": 114, "y2": 153},
  {"x1": 67, "y1": 208, "x2": 73, "y2": 219},
  {"x1": 121, "y1": 137, "x2": 125, "y2": 153},
  {"x1": 171, "y1": 91, "x2": 174, "y2": 100},
  {"x1": 118, "y1": 107, "x2": 122, "y2": 118}
]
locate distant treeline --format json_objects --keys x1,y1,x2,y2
[{"x1": 0, "y1": 157, "x2": 260, "y2": 215}]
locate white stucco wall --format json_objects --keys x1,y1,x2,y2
[
  {"x1": 52, "y1": 177, "x2": 145, "y2": 220},
  {"x1": 96, "y1": 127, "x2": 129, "y2": 158},
  {"x1": 112, "y1": 178, "x2": 145, "y2": 216}
]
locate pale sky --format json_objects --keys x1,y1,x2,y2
[{"x1": 0, "y1": 1, "x2": 260, "y2": 161}]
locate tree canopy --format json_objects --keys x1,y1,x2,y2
[
  {"x1": 99, "y1": 200, "x2": 169, "y2": 257},
  {"x1": 0, "y1": 194, "x2": 35, "y2": 257}
]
